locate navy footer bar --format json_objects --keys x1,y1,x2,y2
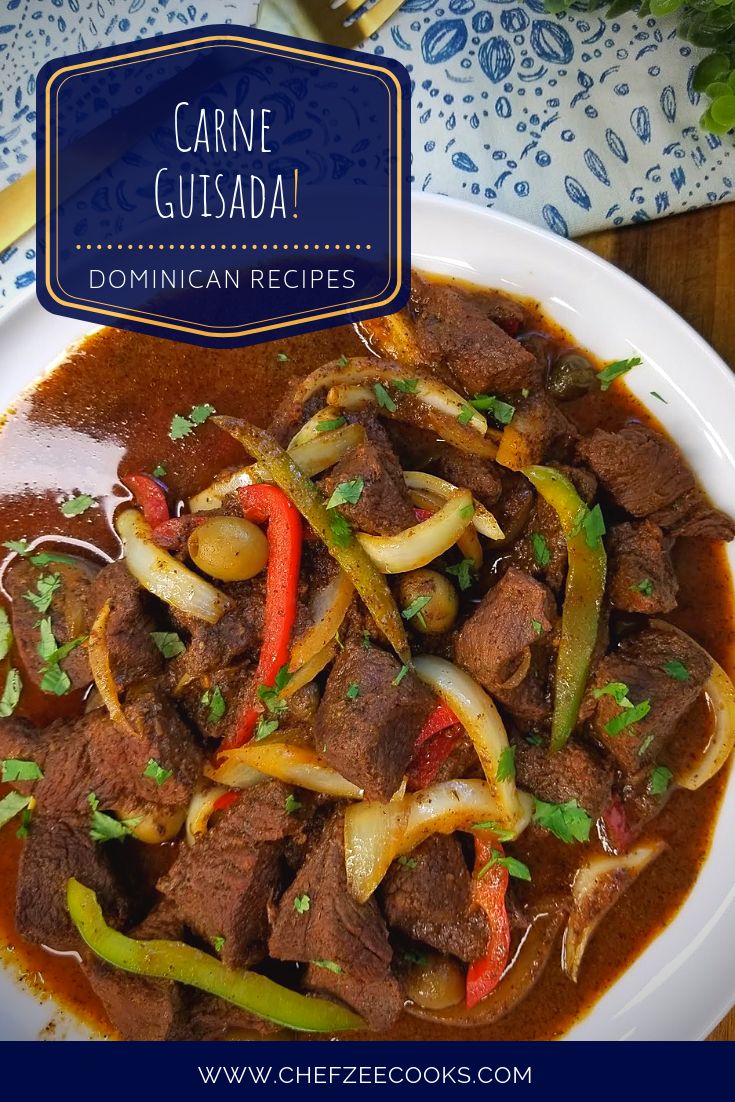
[{"x1": 0, "y1": 1039, "x2": 728, "y2": 1095}]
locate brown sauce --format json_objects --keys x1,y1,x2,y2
[{"x1": 0, "y1": 276, "x2": 732, "y2": 1040}]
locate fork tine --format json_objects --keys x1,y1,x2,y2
[
  {"x1": 340, "y1": 0, "x2": 367, "y2": 13},
  {"x1": 356, "y1": 0, "x2": 406, "y2": 37}
]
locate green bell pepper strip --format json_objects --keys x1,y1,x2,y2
[
  {"x1": 523, "y1": 465, "x2": 607, "y2": 751},
  {"x1": 214, "y1": 415, "x2": 411, "y2": 665},
  {"x1": 67, "y1": 879, "x2": 364, "y2": 1033}
]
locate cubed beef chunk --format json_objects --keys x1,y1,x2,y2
[
  {"x1": 607, "y1": 521, "x2": 678, "y2": 614},
  {"x1": 16, "y1": 814, "x2": 130, "y2": 950},
  {"x1": 454, "y1": 567, "x2": 556, "y2": 692},
  {"x1": 158, "y1": 782, "x2": 300, "y2": 968},
  {"x1": 90, "y1": 561, "x2": 162, "y2": 688},
  {"x1": 0, "y1": 715, "x2": 44, "y2": 771},
  {"x1": 183, "y1": 994, "x2": 280, "y2": 1040},
  {"x1": 321, "y1": 437, "x2": 416, "y2": 536},
  {"x1": 381, "y1": 834, "x2": 489, "y2": 961},
  {"x1": 649, "y1": 487, "x2": 735, "y2": 542},
  {"x1": 499, "y1": 391, "x2": 578, "y2": 469},
  {"x1": 269, "y1": 811, "x2": 402, "y2": 1030},
  {"x1": 82, "y1": 898, "x2": 189, "y2": 1040},
  {"x1": 513, "y1": 735, "x2": 613, "y2": 818},
  {"x1": 6, "y1": 560, "x2": 94, "y2": 691},
  {"x1": 576, "y1": 424, "x2": 694, "y2": 518},
  {"x1": 171, "y1": 576, "x2": 265, "y2": 679},
  {"x1": 515, "y1": 465, "x2": 598, "y2": 594},
  {"x1": 601, "y1": 767, "x2": 674, "y2": 853},
  {"x1": 430, "y1": 446, "x2": 501, "y2": 509},
  {"x1": 315, "y1": 644, "x2": 434, "y2": 800},
  {"x1": 410, "y1": 276, "x2": 542, "y2": 397},
  {"x1": 587, "y1": 626, "x2": 711, "y2": 775}
]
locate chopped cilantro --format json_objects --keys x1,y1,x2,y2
[
  {"x1": 152, "y1": 463, "x2": 166, "y2": 478},
  {"x1": 362, "y1": 631, "x2": 373, "y2": 649},
  {"x1": 638, "y1": 734, "x2": 654, "y2": 757},
  {"x1": 277, "y1": 352, "x2": 289, "y2": 362},
  {"x1": 201, "y1": 685, "x2": 227, "y2": 724},
  {"x1": 329, "y1": 511, "x2": 353, "y2": 548},
  {"x1": 311, "y1": 959, "x2": 343, "y2": 974},
  {"x1": 459, "y1": 503, "x2": 476, "y2": 522},
  {"x1": 393, "y1": 378, "x2": 418, "y2": 394},
  {"x1": 445, "y1": 558, "x2": 475, "y2": 591},
  {"x1": 316, "y1": 416, "x2": 347, "y2": 434},
  {"x1": 604, "y1": 699, "x2": 651, "y2": 737},
  {"x1": 496, "y1": 745, "x2": 516, "y2": 783},
  {"x1": 397, "y1": 855, "x2": 417, "y2": 869},
  {"x1": 40, "y1": 664, "x2": 71, "y2": 696},
  {"x1": 143, "y1": 759, "x2": 173, "y2": 786},
  {"x1": 0, "y1": 669, "x2": 22, "y2": 717},
  {"x1": 0, "y1": 791, "x2": 32, "y2": 832},
  {"x1": 337, "y1": 355, "x2": 349, "y2": 368},
  {"x1": 284, "y1": 794, "x2": 302, "y2": 815},
  {"x1": 597, "y1": 356, "x2": 642, "y2": 391},
  {"x1": 373, "y1": 382, "x2": 397, "y2": 412},
  {"x1": 326, "y1": 478, "x2": 364, "y2": 510},
  {"x1": 582, "y1": 504, "x2": 606, "y2": 549},
  {"x1": 150, "y1": 631, "x2": 186, "y2": 659},
  {"x1": 16, "y1": 808, "x2": 32, "y2": 839},
  {"x1": 478, "y1": 850, "x2": 531, "y2": 882},
  {"x1": 254, "y1": 716, "x2": 279, "y2": 742},
  {"x1": 169, "y1": 404, "x2": 215, "y2": 441},
  {"x1": 593, "y1": 681, "x2": 633, "y2": 707},
  {"x1": 631, "y1": 578, "x2": 654, "y2": 597},
  {"x1": 471, "y1": 820, "x2": 516, "y2": 842},
  {"x1": 3, "y1": 538, "x2": 30, "y2": 556},
  {"x1": 392, "y1": 663, "x2": 409, "y2": 687},
  {"x1": 212, "y1": 935, "x2": 226, "y2": 953},
  {"x1": 29, "y1": 551, "x2": 79, "y2": 568},
  {"x1": 88, "y1": 793, "x2": 141, "y2": 844},
  {"x1": 532, "y1": 798, "x2": 592, "y2": 844},
  {"x1": 531, "y1": 532, "x2": 551, "y2": 567},
  {"x1": 1, "y1": 759, "x2": 43, "y2": 783},
  {"x1": 190, "y1": 403, "x2": 216, "y2": 425},
  {"x1": 401, "y1": 594, "x2": 432, "y2": 628},
  {"x1": 60, "y1": 494, "x2": 95, "y2": 518},
  {"x1": 525, "y1": 732, "x2": 545, "y2": 747},
  {"x1": 0, "y1": 608, "x2": 12, "y2": 661},
  {"x1": 648, "y1": 765, "x2": 673, "y2": 796},
  {"x1": 23, "y1": 573, "x2": 61, "y2": 614},
  {"x1": 293, "y1": 893, "x2": 311, "y2": 914},
  {"x1": 469, "y1": 394, "x2": 516, "y2": 424},
  {"x1": 662, "y1": 659, "x2": 690, "y2": 682},
  {"x1": 346, "y1": 682, "x2": 360, "y2": 701},
  {"x1": 457, "y1": 404, "x2": 475, "y2": 425},
  {"x1": 531, "y1": 618, "x2": 543, "y2": 636}
]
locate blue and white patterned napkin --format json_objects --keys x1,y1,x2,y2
[{"x1": 0, "y1": 0, "x2": 732, "y2": 310}]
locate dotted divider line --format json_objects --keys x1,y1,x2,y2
[{"x1": 75, "y1": 243, "x2": 372, "y2": 251}]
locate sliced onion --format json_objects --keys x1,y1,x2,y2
[
  {"x1": 344, "y1": 779, "x2": 532, "y2": 903},
  {"x1": 116, "y1": 509, "x2": 231, "y2": 624},
  {"x1": 562, "y1": 840, "x2": 666, "y2": 982},
  {"x1": 208, "y1": 742, "x2": 363, "y2": 799},
  {"x1": 358, "y1": 312, "x2": 425, "y2": 366},
  {"x1": 203, "y1": 754, "x2": 267, "y2": 790},
  {"x1": 87, "y1": 599, "x2": 136, "y2": 735},
  {"x1": 188, "y1": 423, "x2": 365, "y2": 512},
  {"x1": 185, "y1": 783, "x2": 232, "y2": 846},
  {"x1": 413, "y1": 655, "x2": 524, "y2": 824},
  {"x1": 645, "y1": 620, "x2": 735, "y2": 792},
  {"x1": 357, "y1": 489, "x2": 474, "y2": 574},
  {"x1": 289, "y1": 571, "x2": 354, "y2": 672},
  {"x1": 407, "y1": 487, "x2": 483, "y2": 570},
  {"x1": 285, "y1": 641, "x2": 337, "y2": 697},
  {"x1": 404, "y1": 471, "x2": 504, "y2": 541},
  {"x1": 288, "y1": 406, "x2": 343, "y2": 448},
  {"x1": 408, "y1": 909, "x2": 565, "y2": 1026}
]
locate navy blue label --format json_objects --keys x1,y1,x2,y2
[{"x1": 36, "y1": 25, "x2": 410, "y2": 347}]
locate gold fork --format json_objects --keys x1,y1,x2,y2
[{"x1": 256, "y1": 0, "x2": 406, "y2": 48}]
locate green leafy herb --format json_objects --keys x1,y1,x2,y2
[
  {"x1": 201, "y1": 685, "x2": 227, "y2": 724},
  {"x1": 648, "y1": 765, "x2": 673, "y2": 797},
  {"x1": 284, "y1": 794, "x2": 302, "y2": 815},
  {"x1": 1, "y1": 759, "x2": 43, "y2": 783},
  {"x1": 392, "y1": 663, "x2": 409, "y2": 687},
  {"x1": 254, "y1": 716, "x2": 279, "y2": 742},
  {"x1": 35, "y1": 618, "x2": 81, "y2": 696},
  {"x1": 311, "y1": 959, "x2": 343, "y2": 974},
  {"x1": 345, "y1": 682, "x2": 360, "y2": 701},
  {"x1": 525, "y1": 732, "x2": 545, "y2": 747},
  {"x1": 638, "y1": 734, "x2": 654, "y2": 757},
  {"x1": 373, "y1": 382, "x2": 397, "y2": 412},
  {"x1": 23, "y1": 573, "x2": 61, "y2": 614},
  {"x1": 293, "y1": 893, "x2": 311, "y2": 914},
  {"x1": 337, "y1": 355, "x2": 349, "y2": 368},
  {"x1": 3, "y1": 538, "x2": 30, "y2": 556},
  {"x1": 478, "y1": 850, "x2": 532, "y2": 882},
  {"x1": 212, "y1": 935, "x2": 226, "y2": 953},
  {"x1": 532, "y1": 798, "x2": 592, "y2": 844},
  {"x1": 29, "y1": 551, "x2": 79, "y2": 568},
  {"x1": 401, "y1": 594, "x2": 432, "y2": 628},
  {"x1": 445, "y1": 558, "x2": 475, "y2": 591},
  {"x1": 496, "y1": 745, "x2": 516, "y2": 783},
  {"x1": 472, "y1": 820, "x2": 516, "y2": 842},
  {"x1": 0, "y1": 669, "x2": 22, "y2": 717},
  {"x1": 469, "y1": 394, "x2": 516, "y2": 424},
  {"x1": 393, "y1": 378, "x2": 418, "y2": 394},
  {"x1": 143, "y1": 759, "x2": 173, "y2": 786},
  {"x1": 15, "y1": 808, "x2": 32, "y2": 839},
  {"x1": 150, "y1": 631, "x2": 186, "y2": 659},
  {"x1": 604, "y1": 699, "x2": 651, "y2": 737},
  {"x1": 88, "y1": 793, "x2": 141, "y2": 844},
  {"x1": 277, "y1": 352, "x2": 289, "y2": 362},
  {"x1": 459, "y1": 503, "x2": 475, "y2": 522},
  {"x1": 329, "y1": 511, "x2": 353, "y2": 548},
  {"x1": 362, "y1": 631, "x2": 373, "y2": 649},
  {"x1": 531, "y1": 618, "x2": 543, "y2": 636},
  {"x1": 152, "y1": 464, "x2": 166, "y2": 478},
  {"x1": 593, "y1": 681, "x2": 633, "y2": 707},
  {"x1": 662, "y1": 659, "x2": 690, "y2": 682},
  {"x1": 0, "y1": 791, "x2": 32, "y2": 832},
  {"x1": 597, "y1": 357, "x2": 642, "y2": 391},
  {"x1": 530, "y1": 532, "x2": 551, "y2": 567},
  {"x1": 326, "y1": 478, "x2": 364, "y2": 510},
  {"x1": 190, "y1": 403, "x2": 216, "y2": 425},
  {"x1": 40, "y1": 664, "x2": 71, "y2": 696},
  {"x1": 631, "y1": 578, "x2": 654, "y2": 597},
  {"x1": 457, "y1": 404, "x2": 475, "y2": 425},
  {"x1": 397, "y1": 855, "x2": 417, "y2": 869},
  {"x1": 60, "y1": 494, "x2": 95, "y2": 518},
  {"x1": 403, "y1": 950, "x2": 429, "y2": 967},
  {"x1": 0, "y1": 608, "x2": 12, "y2": 662},
  {"x1": 316, "y1": 416, "x2": 347, "y2": 433},
  {"x1": 650, "y1": 391, "x2": 668, "y2": 404},
  {"x1": 582, "y1": 504, "x2": 606, "y2": 549},
  {"x1": 169, "y1": 404, "x2": 216, "y2": 441}
]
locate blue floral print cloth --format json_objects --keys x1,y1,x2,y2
[{"x1": 0, "y1": 0, "x2": 732, "y2": 309}]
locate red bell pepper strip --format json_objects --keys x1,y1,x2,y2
[
  {"x1": 415, "y1": 701, "x2": 458, "y2": 747},
  {"x1": 212, "y1": 791, "x2": 240, "y2": 814},
  {"x1": 124, "y1": 473, "x2": 170, "y2": 529},
  {"x1": 407, "y1": 725, "x2": 464, "y2": 791},
  {"x1": 466, "y1": 836, "x2": 511, "y2": 1008},
  {"x1": 221, "y1": 484, "x2": 302, "y2": 750},
  {"x1": 414, "y1": 507, "x2": 434, "y2": 524}
]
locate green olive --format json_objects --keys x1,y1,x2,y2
[
  {"x1": 187, "y1": 516, "x2": 268, "y2": 582},
  {"x1": 547, "y1": 351, "x2": 599, "y2": 401},
  {"x1": 396, "y1": 568, "x2": 459, "y2": 635}
]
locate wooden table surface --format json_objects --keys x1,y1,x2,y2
[{"x1": 579, "y1": 201, "x2": 735, "y2": 1042}]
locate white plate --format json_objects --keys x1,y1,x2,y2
[{"x1": 1, "y1": 194, "x2": 734, "y2": 1041}]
